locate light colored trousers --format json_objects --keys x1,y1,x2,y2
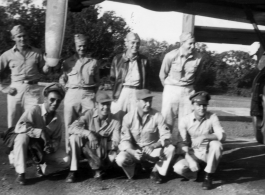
[
  {"x1": 111, "y1": 87, "x2": 137, "y2": 122},
  {"x1": 13, "y1": 134, "x2": 70, "y2": 175},
  {"x1": 69, "y1": 135, "x2": 117, "y2": 171},
  {"x1": 173, "y1": 141, "x2": 223, "y2": 179},
  {"x1": 116, "y1": 145, "x2": 175, "y2": 179},
  {"x1": 8, "y1": 82, "x2": 41, "y2": 128},
  {"x1": 64, "y1": 88, "x2": 95, "y2": 152},
  {"x1": 161, "y1": 85, "x2": 194, "y2": 144}
]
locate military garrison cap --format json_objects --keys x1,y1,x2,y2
[
  {"x1": 43, "y1": 83, "x2": 65, "y2": 99},
  {"x1": 96, "y1": 91, "x2": 113, "y2": 103},
  {"x1": 189, "y1": 91, "x2": 211, "y2": 105}
]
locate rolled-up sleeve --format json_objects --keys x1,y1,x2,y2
[
  {"x1": 68, "y1": 113, "x2": 92, "y2": 137},
  {"x1": 211, "y1": 114, "x2": 226, "y2": 142}
]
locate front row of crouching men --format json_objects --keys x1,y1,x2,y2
[{"x1": 8, "y1": 83, "x2": 226, "y2": 190}]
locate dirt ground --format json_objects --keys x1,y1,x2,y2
[{"x1": 1, "y1": 91, "x2": 265, "y2": 195}]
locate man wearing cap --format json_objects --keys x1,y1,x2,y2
[
  {"x1": 173, "y1": 91, "x2": 226, "y2": 190},
  {"x1": 110, "y1": 32, "x2": 150, "y2": 122},
  {"x1": 65, "y1": 91, "x2": 121, "y2": 183},
  {"x1": 0, "y1": 25, "x2": 51, "y2": 128},
  {"x1": 60, "y1": 34, "x2": 100, "y2": 152},
  {"x1": 159, "y1": 32, "x2": 204, "y2": 143},
  {"x1": 12, "y1": 83, "x2": 70, "y2": 185},
  {"x1": 116, "y1": 89, "x2": 175, "y2": 183}
]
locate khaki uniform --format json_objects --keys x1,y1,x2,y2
[
  {"x1": 0, "y1": 46, "x2": 44, "y2": 128},
  {"x1": 116, "y1": 108, "x2": 175, "y2": 179},
  {"x1": 173, "y1": 112, "x2": 226, "y2": 179},
  {"x1": 60, "y1": 54, "x2": 99, "y2": 151},
  {"x1": 159, "y1": 48, "x2": 203, "y2": 144},
  {"x1": 13, "y1": 104, "x2": 70, "y2": 175},
  {"x1": 68, "y1": 108, "x2": 121, "y2": 171}
]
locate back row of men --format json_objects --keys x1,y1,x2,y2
[{"x1": 0, "y1": 25, "x2": 226, "y2": 190}]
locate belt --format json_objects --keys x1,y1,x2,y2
[
  {"x1": 70, "y1": 86, "x2": 96, "y2": 91},
  {"x1": 17, "y1": 80, "x2": 39, "y2": 85},
  {"x1": 124, "y1": 85, "x2": 141, "y2": 89}
]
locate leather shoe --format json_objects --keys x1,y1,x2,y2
[
  {"x1": 36, "y1": 165, "x2": 44, "y2": 178},
  {"x1": 150, "y1": 171, "x2": 162, "y2": 184},
  {"x1": 202, "y1": 173, "x2": 212, "y2": 190},
  {"x1": 65, "y1": 171, "x2": 77, "y2": 183},
  {"x1": 16, "y1": 173, "x2": 26, "y2": 185}
]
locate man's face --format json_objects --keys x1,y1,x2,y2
[
  {"x1": 13, "y1": 33, "x2": 28, "y2": 47},
  {"x1": 75, "y1": 42, "x2": 86, "y2": 56},
  {"x1": 182, "y1": 39, "x2": 195, "y2": 56},
  {"x1": 193, "y1": 102, "x2": 207, "y2": 118},
  {"x1": 98, "y1": 102, "x2": 111, "y2": 117},
  {"x1": 137, "y1": 97, "x2": 152, "y2": 113},
  {"x1": 44, "y1": 91, "x2": 62, "y2": 113},
  {"x1": 126, "y1": 36, "x2": 140, "y2": 54}
]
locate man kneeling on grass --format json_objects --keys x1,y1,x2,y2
[
  {"x1": 66, "y1": 91, "x2": 121, "y2": 182},
  {"x1": 173, "y1": 91, "x2": 226, "y2": 190},
  {"x1": 13, "y1": 83, "x2": 70, "y2": 185},
  {"x1": 116, "y1": 89, "x2": 175, "y2": 183}
]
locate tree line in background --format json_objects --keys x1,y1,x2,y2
[{"x1": 0, "y1": 0, "x2": 259, "y2": 96}]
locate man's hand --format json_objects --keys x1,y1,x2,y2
[
  {"x1": 42, "y1": 64, "x2": 51, "y2": 74},
  {"x1": 162, "y1": 139, "x2": 171, "y2": 147},
  {"x1": 142, "y1": 145, "x2": 154, "y2": 155},
  {"x1": 188, "y1": 158, "x2": 199, "y2": 172},
  {"x1": 111, "y1": 141, "x2": 119, "y2": 150},
  {"x1": 192, "y1": 135, "x2": 205, "y2": 148},
  {"x1": 43, "y1": 144, "x2": 54, "y2": 154},
  {"x1": 132, "y1": 149, "x2": 143, "y2": 161},
  {"x1": 88, "y1": 132, "x2": 99, "y2": 150}
]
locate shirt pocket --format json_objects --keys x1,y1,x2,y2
[{"x1": 170, "y1": 61, "x2": 182, "y2": 79}]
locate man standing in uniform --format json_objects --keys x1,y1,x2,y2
[
  {"x1": 13, "y1": 83, "x2": 69, "y2": 185},
  {"x1": 65, "y1": 91, "x2": 120, "y2": 183},
  {"x1": 173, "y1": 91, "x2": 226, "y2": 190},
  {"x1": 0, "y1": 25, "x2": 50, "y2": 128},
  {"x1": 110, "y1": 32, "x2": 149, "y2": 122},
  {"x1": 60, "y1": 34, "x2": 100, "y2": 152},
  {"x1": 116, "y1": 89, "x2": 175, "y2": 183},
  {"x1": 159, "y1": 32, "x2": 203, "y2": 143}
]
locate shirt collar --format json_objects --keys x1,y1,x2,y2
[
  {"x1": 12, "y1": 45, "x2": 32, "y2": 52},
  {"x1": 93, "y1": 108, "x2": 111, "y2": 123},
  {"x1": 41, "y1": 104, "x2": 48, "y2": 117},
  {"x1": 180, "y1": 47, "x2": 193, "y2": 59},
  {"x1": 123, "y1": 53, "x2": 138, "y2": 62},
  {"x1": 191, "y1": 112, "x2": 205, "y2": 122}
]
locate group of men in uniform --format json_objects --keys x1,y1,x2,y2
[{"x1": 0, "y1": 25, "x2": 226, "y2": 190}]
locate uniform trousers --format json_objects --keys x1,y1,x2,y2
[
  {"x1": 69, "y1": 134, "x2": 117, "y2": 171},
  {"x1": 7, "y1": 82, "x2": 41, "y2": 128},
  {"x1": 13, "y1": 134, "x2": 70, "y2": 175},
  {"x1": 64, "y1": 88, "x2": 95, "y2": 152},
  {"x1": 111, "y1": 87, "x2": 137, "y2": 122},
  {"x1": 161, "y1": 85, "x2": 194, "y2": 144},
  {"x1": 173, "y1": 141, "x2": 223, "y2": 179},
  {"x1": 116, "y1": 145, "x2": 175, "y2": 179}
]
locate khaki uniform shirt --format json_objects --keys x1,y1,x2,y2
[
  {"x1": 179, "y1": 111, "x2": 226, "y2": 149},
  {"x1": 14, "y1": 104, "x2": 62, "y2": 152},
  {"x1": 69, "y1": 108, "x2": 121, "y2": 143},
  {"x1": 60, "y1": 54, "x2": 99, "y2": 88},
  {"x1": 123, "y1": 57, "x2": 140, "y2": 87},
  {"x1": 159, "y1": 48, "x2": 203, "y2": 86},
  {"x1": 120, "y1": 108, "x2": 171, "y2": 150},
  {"x1": 0, "y1": 45, "x2": 44, "y2": 82}
]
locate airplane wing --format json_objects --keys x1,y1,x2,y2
[{"x1": 69, "y1": 0, "x2": 265, "y2": 26}]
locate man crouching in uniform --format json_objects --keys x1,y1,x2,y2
[
  {"x1": 65, "y1": 91, "x2": 121, "y2": 183},
  {"x1": 13, "y1": 83, "x2": 70, "y2": 185},
  {"x1": 116, "y1": 89, "x2": 175, "y2": 183},
  {"x1": 173, "y1": 91, "x2": 226, "y2": 190}
]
